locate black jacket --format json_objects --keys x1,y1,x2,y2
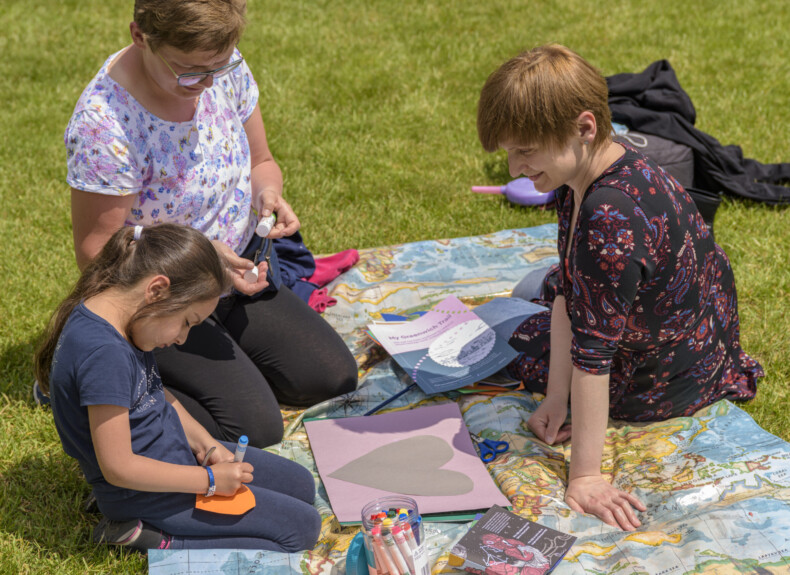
[{"x1": 607, "y1": 60, "x2": 790, "y2": 204}]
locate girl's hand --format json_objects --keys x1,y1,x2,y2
[
  {"x1": 527, "y1": 395, "x2": 572, "y2": 445},
  {"x1": 195, "y1": 443, "x2": 234, "y2": 467},
  {"x1": 211, "y1": 239, "x2": 270, "y2": 296},
  {"x1": 209, "y1": 462, "x2": 254, "y2": 497},
  {"x1": 211, "y1": 443, "x2": 234, "y2": 464},
  {"x1": 565, "y1": 475, "x2": 646, "y2": 531}
]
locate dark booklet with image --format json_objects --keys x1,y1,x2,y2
[{"x1": 448, "y1": 505, "x2": 576, "y2": 574}]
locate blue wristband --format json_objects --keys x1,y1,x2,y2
[{"x1": 205, "y1": 466, "x2": 216, "y2": 497}]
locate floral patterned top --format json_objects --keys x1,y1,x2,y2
[
  {"x1": 505, "y1": 144, "x2": 763, "y2": 420},
  {"x1": 552, "y1": 145, "x2": 763, "y2": 420},
  {"x1": 65, "y1": 48, "x2": 259, "y2": 255}
]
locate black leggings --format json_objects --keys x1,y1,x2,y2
[{"x1": 154, "y1": 286, "x2": 358, "y2": 448}]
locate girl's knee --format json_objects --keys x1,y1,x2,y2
[
  {"x1": 267, "y1": 457, "x2": 316, "y2": 504},
  {"x1": 277, "y1": 504, "x2": 321, "y2": 552},
  {"x1": 290, "y1": 464, "x2": 317, "y2": 504}
]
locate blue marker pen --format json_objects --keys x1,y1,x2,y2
[{"x1": 234, "y1": 435, "x2": 248, "y2": 462}]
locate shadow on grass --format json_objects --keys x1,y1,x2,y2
[
  {"x1": 1, "y1": 451, "x2": 93, "y2": 546},
  {"x1": 0, "y1": 450, "x2": 141, "y2": 565},
  {"x1": 0, "y1": 395, "x2": 148, "y2": 571},
  {"x1": 0, "y1": 339, "x2": 39, "y2": 401},
  {"x1": 481, "y1": 153, "x2": 511, "y2": 184}
]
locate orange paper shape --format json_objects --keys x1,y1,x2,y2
[{"x1": 195, "y1": 484, "x2": 256, "y2": 515}]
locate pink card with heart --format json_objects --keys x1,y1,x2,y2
[{"x1": 304, "y1": 402, "x2": 510, "y2": 524}]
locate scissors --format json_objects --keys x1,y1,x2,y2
[
  {"x1": 201, "y1": 446, "x2": 216, "y2": 467},
  {"x1": 470, "y1": 433, "x2": 509, "y2": 463}
]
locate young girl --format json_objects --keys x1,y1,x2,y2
[{"x1": 34, "y1": 223, "x2": 321, "y2": 551}]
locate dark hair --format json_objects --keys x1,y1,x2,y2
[
  {"x1": 477, "y1": 44, "x2": 612, "y2": 153},
  {"x1": 34, "y1": 224, "x2": 231, "y2": 393},
  {"x1": 134, "y1": 0, "x2": 247, "y2": 54}
]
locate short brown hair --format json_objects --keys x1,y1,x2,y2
[
  {"x1": 477, "y1": 44, "x2": 612, "y2": 153},
  {"x1": 134, "y1": 0, "x2": 247, "y2": 54}
]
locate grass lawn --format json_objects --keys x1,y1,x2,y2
[{"x1": 1, "y1": 0, "x2": 788, "y2": 572}]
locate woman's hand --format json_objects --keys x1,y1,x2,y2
[
  {"x1": 211, "y1": 239, "x2": 270, "y2": 296},
  {"x1": 209, "y1": 462, "x2": 254, "y2": 497},
  {"x1": 528, "y1": 395, "x2": 572, "y2": 445},
  {"x1": 565, "y1": 475, "x2": 646, "y2": 531},
  {"x1": 257, "y1": 192, "x2": 300, "y2": 239}
]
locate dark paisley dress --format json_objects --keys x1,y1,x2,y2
[{"x1": 508, "y1": 145, "x2": 763, "y2": 421}]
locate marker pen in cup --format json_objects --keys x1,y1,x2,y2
[
  {"x1": 381, "y1": 528, "x2": 411, "y2": 575},
  {"x1": 391, "y1": 524, "x2": 415, "y2": 573},
  {"x1": 369, "y1": 535, "x2": 390, "y2": 575},
  {"x1": 359, "y1": 526, "x2": 380, "y2": 575},
  {"x1": 371, "y1": 525, "x2": 398, "y2": 575},
  {"x1": 401, "y1": 521, "x2": 418, "y2": 551},
  {"x1": 234, "y1": 435, "x2": 248, "y2": 462}
]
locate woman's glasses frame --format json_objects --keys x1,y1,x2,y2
[{"x1": 155, "y1": 50, "x2": 244, "y2": 87}]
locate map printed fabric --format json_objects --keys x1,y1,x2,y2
[{"x1": 149, "y1": 225, "x2": 790, "y2": 574}]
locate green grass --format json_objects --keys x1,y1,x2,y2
[{"x1": 1, "y1": 0, "x2": 788, "y2": 572}]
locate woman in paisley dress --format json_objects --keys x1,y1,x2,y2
[
  {"x1": 477, "y1": 44, "x2": 763, "y2": 531},
  {"x1": 64, "y1": 0, "x2": 357, "y2": 449}
]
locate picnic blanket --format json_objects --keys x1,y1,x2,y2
[{"x1": 149, "y1": 225, "x2": 790, "y2": 574}]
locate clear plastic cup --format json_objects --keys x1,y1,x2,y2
[
  {"x1": 360, "y1": 496, "x2": 424, "y2": 575},
  {"x1": 361, "y1": 495, "x2": 421, "y2": 542}
]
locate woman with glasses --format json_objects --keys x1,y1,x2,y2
[{"x1": 63, "y1": 0, "x2": 357, "y2": 454}]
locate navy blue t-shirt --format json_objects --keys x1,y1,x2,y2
[{"x1": 50, "y1": 302, "x2": 195, "y2": 502}]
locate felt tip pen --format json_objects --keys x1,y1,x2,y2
[
  {"x1": 371, "y1": 526, "x2": 398, "y2": 575},
  {"x1": 391, "y1": 524, "x2": 415, "y2": 574},
  {"x1": 360, "y1": 530, "x2": 379, "y2": 575},
  {"x1": 400, "y1": 521, "x2": 419, "y2": 551},
  {"x1": 381, "y1": 528, "x2": 411, "y2": 575},
  {"x1": 369, "y1": 535, "x2": 390, "y2": 575},
  {"x1": 234, "y1": 435, "x2": 248, "y2": 463}
]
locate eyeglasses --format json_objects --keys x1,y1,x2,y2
[{"x1": 155, "y1": 50, "x2": 244, "y2": 87}]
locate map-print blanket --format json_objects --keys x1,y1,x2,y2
[{"x1": 149, "y1": 225, "x2": 790, "y2": 574}]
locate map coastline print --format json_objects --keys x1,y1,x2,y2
[
  {"x1": 150, "y1": 228, "x2": 790, "y2": 575},
  {"x1": 368, "y1": 295, "x2": 518, "y2": 394}
]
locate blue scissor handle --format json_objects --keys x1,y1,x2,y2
[{"x1": 470, "y1": 433, "x2": 509, "y2": 462}]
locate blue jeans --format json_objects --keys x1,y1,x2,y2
[{"x1": 97, "y1": 442, "x2": 321, "y2": 551}]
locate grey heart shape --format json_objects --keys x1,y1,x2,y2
[{"x1": 328, "y1": 434, "x2": 474, "y2": 496}]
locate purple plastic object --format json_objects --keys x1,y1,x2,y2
[{"x1": 471, "y1": 177, "x2": 555, "y2": 206}]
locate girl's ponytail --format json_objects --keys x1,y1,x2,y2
[
  {"x1": 34, "y1": 224, "x2": 230, "y2": 393},
  {"x1": 34, "y1": 227, "x2": 138, "y2": 393}
]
